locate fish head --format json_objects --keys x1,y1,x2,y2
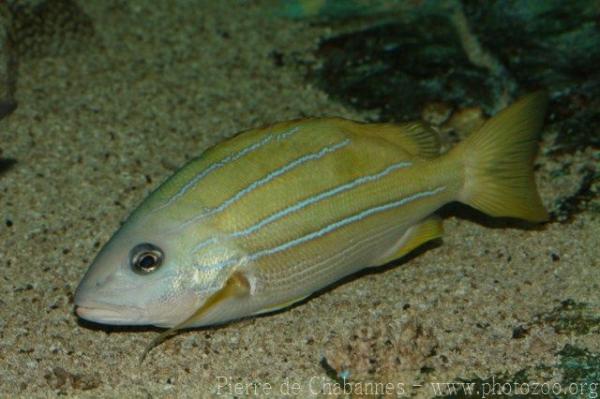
[{"x1": 74, "y1": 208, "x2": 230, "y2": 328}]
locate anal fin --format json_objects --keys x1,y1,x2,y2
[{"x1": 372, "y1": 215, "x2": 443, "y2": 266}]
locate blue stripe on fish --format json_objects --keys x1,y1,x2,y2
[
  {"x1": 200, "y1": 186, "x2": 446, "y2": 271},
  {"x1": 251, "y1": 186, "x2": 446, "y2": 259},
  {"x1": 179, "y1": 138, "x2": 352, "y2": 229},
  {"x1": 166, "y1": 126, "x2": 300, "y2": 207},
  {"x1": 274, "y1": 222, "x2": 405, "y2": 284},
  {"x1": 191, "y1": 161, "x2": 413, "y2": 254}
]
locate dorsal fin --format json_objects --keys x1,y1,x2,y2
[
  {"x1": 389, "y1": 122, "x2": 441, "y2": 158},
  {"x1": 314, "y1": 117, "x2": 441, "y2": 159},
  {"x1": 345, "y1": 119, "x2": 440, "y2": 159}
]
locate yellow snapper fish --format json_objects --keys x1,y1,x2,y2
[{"x1": 75, "y1": 93, "x2": 548, "y2": 351}]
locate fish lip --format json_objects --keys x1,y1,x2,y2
[{"x1": 75, "y1": 302, "x2": 146, "y2": 325}]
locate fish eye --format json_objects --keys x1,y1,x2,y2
[{"x1": 130, "y1": 243, "x2": 164, "y2": 274}]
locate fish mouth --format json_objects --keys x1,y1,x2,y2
[{"x1": 75, "y1": 302, "x2": 147, "y2": 325}]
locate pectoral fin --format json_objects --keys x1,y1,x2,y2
[
  {"x1": 372, "y1": 215, "x2": 444, "y2": 266},
  {"x1": 140, "y1": 271, "x2": 251, "y2": 363},
  {"x1": 179, "y1": 271, "x2": 251, "y2": 328}
]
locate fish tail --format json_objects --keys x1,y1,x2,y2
[{"x1": 449, "y1": 91, "x2": 549, "y2": 222}]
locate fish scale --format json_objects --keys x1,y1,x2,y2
[{"x1": 183, "y1": 126, "x2": 443, "y2": 278}]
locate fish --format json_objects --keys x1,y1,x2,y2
[{"x1": 75, "y1": 92, "x2": 548, "y2": 349}]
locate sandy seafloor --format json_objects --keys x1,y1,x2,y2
[{"x1": 0, "y1": 1, "x2": 598, "y2": 398}]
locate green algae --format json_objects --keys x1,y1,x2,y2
[
  {"x1": 435, "y1": 346, "x2": 599, "y2": 398},
  {"x1": 539, "y1": 300, "x2": 600, "y2": 336}
]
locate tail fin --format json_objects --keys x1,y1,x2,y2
[{"x1": 450, "y1": 92, "x2": 549, "y2": 222}]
